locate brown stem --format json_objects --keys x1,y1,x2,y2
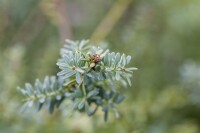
[
  {"x1": 90, "y1": 0, "x2": 132, "y2": 43},
  {"x1": 52, "y1": 0, "x2": 72, "y2": 43}
]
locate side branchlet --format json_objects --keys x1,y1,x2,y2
[{"x1": 17, "y1": 39, "x2": 137, "y2": 122}]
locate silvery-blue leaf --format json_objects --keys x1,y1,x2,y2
[
  {"x1": 44, "y1": 76, "x2": 50, "y2": 89},
  {"x1": 46, "y1": 98, "x2": 51, "y2": 110},
  {"x1": 46, "y1": 98, "x2": 55, "y2": 114},
  {"x1": 50, "y1": 76, "x2": 56, "y2": 83},
  {"x1": 107, "y1": 53, "x2": 111, "y2": 66},
  {"x1": 17, "y1": 87, "x2": 26, "y2": 96},
  {"x1": 75, "y1": 68, "x2": 85, "y2": 74},
  {"x1": 126, "y1": 77, "x2": 132, "y2": 86},
  {"x1": 85, "y1": 101, "x2": 90, "y2": 116},
  {"x1": 79, "y1": 40, "x2": 89, "y2": 49},
  {"x1": 56, "y1": 95, "x2": 62, "y2": 100},
  {"x1": 86, "y1": 73, "x2": 94, "y2": 78},
  {"x1": 110, "y1": 52, "x2": 115, "y2": 65},
  {"x1": 73, "y1": 99, "x2": 81, "y2": 109},
  {"x1": 115, "y1": 53, "x2": 121, "y2": 66},
  {"x1": 116, "y1": 72, "x2": 121, "y2": 80},
  {"x1": 76, "y1": 72, "x2": 82, "y2": 84},
  {"x1": 95, "y1": 66, "x2": 101, "y2": 71},
  {"x1": 64, "y1": 92, "x2": 72, "y2": 97},
  {"x1": 35, "y1": 79, "x2": 43, "y2": 93},
  {"x1": 65, "y1": 39, "x2": 77, "y2": 46},
  {"x1": 102, "y1": 106, "x2": 109, "y2": 112},
  {"x1": 28, "y1": 100, "x2": 34, "y2": 107},
  {"x1": 56, "y1": 62, "x2": 67, "y2": 67},
  {"x1": 57, "y1": 70, "x2": 68, "y2": 76},
  {"x1": 52, "y1": 81, "x2": 59, "y2": 91},
  {"x1": 126, "y1": 55, "x2": 131, "y2": 64},
  {"x1": 63, "y1": 55, "x2": 70, "y2": 64},
  {"x1": 121, "y1": 54, "x2": 126, "y2": 66},
  {"x1": 39, "y1": 97, "x2": 45, "y2": 103},
  {"x1": 56, "y1": 97, "x2": 65, "y2": 108},
  {"x1": 126, "y1": 67, "x2": 138, "y2": 71},
  {"x1": 98, "y1": 72, "x2": 106, "y2": 80},
  {"x1": 25, "y1": 83, "x2": 33, "y2": 96},
  {"x1": 90, "y1": 47, "x2": 96, "y2": 54},
  {"x1": 62, "y1": 71, "x2": 75, "y2": 79},
  {"x1": 83, "y1": 75, "x2": 90, "y2": 85},
  {"x1": 78, "y1": 100, "x2": 85, "y2": 110},
  {"x1": 115, "y1": 95, "x2": 125, "y2": 104},
  {"x1": 90, "y1": 63, "x2": 95, "y2": 68},
  {"x1": 108, "y1": 91, "x2": 114, "y2": 98},
  {"x1": 87, "y1": 89, "x2": 99, "y2": 98},
  {"x1": 35, "y1": 101, "x2": 43, "y2": 112},
  {"x1": 106, "y1": 68, "x2": 112, "y2": 72},
  {"x1": 74, "y1": 88, "x2": 83, "y2": 97},
  {"x1": 103, "y1": 106, "x2": 109, "y2": 122},
  {"x1": 113, "y1": 108, "x2": 120, "y2": 119},
  {"x1": 103, "y1": 53, "x2": 108, "y2": 65},
  {"x1": 74, "y1": 52, "x2": 78, "y2": 64},
  {"x1": 100, "y1": 49, "x2": 109, "y2": 58}
]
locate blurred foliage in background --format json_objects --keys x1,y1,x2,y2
[{"x1": 0, "y1": 0, "x2": 200, "y2": 133}]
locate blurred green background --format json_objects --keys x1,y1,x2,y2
[{"x1": 0, "y1": 0, "x2": 200, "y2": 132}]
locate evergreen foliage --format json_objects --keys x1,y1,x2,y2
[{"x1": 17, "y1": 40, "x2": 137, "y2": 122}]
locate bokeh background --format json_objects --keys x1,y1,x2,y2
[{"x1": 0, "y1": 0, "x2": 200, "y2": 133}]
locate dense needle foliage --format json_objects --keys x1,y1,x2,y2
[{"x1": 17, "y1": 40, "x2": 137, "y2": 122}]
